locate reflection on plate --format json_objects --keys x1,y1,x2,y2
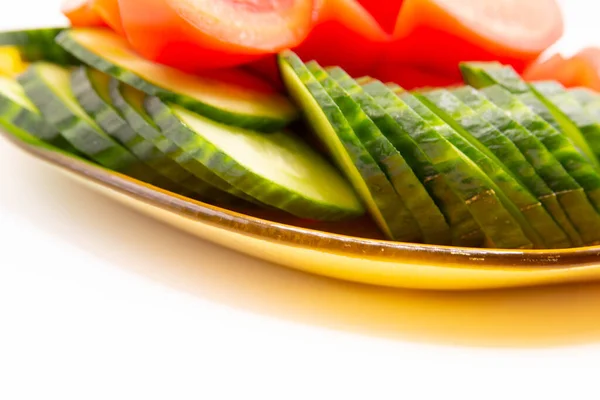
[{"x1": 4, "y1": 130, "x2": 600, "y2": 291}]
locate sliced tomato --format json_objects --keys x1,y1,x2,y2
[
  {"x1": 390, "y1": 0, "x2": 564, "y2": 75},
  {"x1": 62, "y1": 0, "x2": 107, "y2": 27},
  {"x1": 524, "y1": 49, "x2": 600, "y2": 91},
  {"x1": 245, "y1": 55, "x2": 285, "y2": 91},
  {"x1": 375, "y1": 63, "x2": 462, "y2": 90},
  {"x1": 90, "y1": 0, "x2": 124, "y2": 34},
  {"x1": 118, "y1": 0, "x2": 314, "y2": 72},
  {"x1": 357, "y1": 0, "x2": 404, "y2": 34},
  {"x1": 293, "y1": 0, "x2": 390, "y2": 77}
]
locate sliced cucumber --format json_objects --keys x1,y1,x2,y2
[
  {"x1": 17, "y1": 62, "x2": 156, "y2": 181},
  {"x1": 570, "y1": 87, "x2": 599, "y2": 107},
  {"x1": 109, "y1": 81, "x2": 261, "y2": 204},
  {"x1": 308, "y1": 62, "x2": 451, "y2": 245},
  {"x1": 460, "y1": 62, "x2": 599, "y2": 168},
  {"x1": 452, "y1": 86, "x2": 586, "y2": 246},
  {"x1": 583, "y1": 98, "x2": 600, "y2": 127},
  {"x1": 144, "y1": 98, "x2": 364, "y2": 221},
  {"x1": 278, "y1": 51, "x2": 420, "y2": 240},
  {"x1": 419, "y1": 89, "x2": 571, "y2": 248},
  {"x1": 56, "y1": 28, "x2": 297, "y2": 132},
  {"x1": 0, "y1": 28, "x2": 78, "y2": 65}
]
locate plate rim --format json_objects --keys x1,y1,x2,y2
[{"x1": 6, "y1": 132, "x2": 600, "y2": 271}]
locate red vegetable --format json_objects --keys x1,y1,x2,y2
[
  {"x1": 357, "y1": 0, "x2": 404, "y2": 34},
  {"x1": 390, "y1": 0, "x2": 564, "y2": 75},
  {"x1": 62, "y1": 0, "x2": 107, "y2": 27},
  {"x1": 90, "y1": 0, "x2": 124, "y2": 34},
  {"x1": 117, "y1": 0, "x2": 314, "y2": 71},
  {"x1": 293, "y1": 0, "x2": 390, "y2": 77},
  {"x1": 524, "y1": 49, "x2": 600, "y2": 91},
  {"x1": 375, "y1": 63, "x2": 462, "y2": 90}
]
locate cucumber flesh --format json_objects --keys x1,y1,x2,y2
[
  {"x1": 145, "y1": 98, "x2": 364, "y2": 221},
  {"x1": 570, "y1": 87, "x2": 599, "y2": 107},
  {"x1": 0, "y1": 28, "x2": 78, "y2": 65},
  {"x1": 56, "y1": 28, "x2": 298, "y2": 132},
  {"x1": 279, "y1": 51, "x2": 420, "y2": 239},
  {"x1": 532, "y1": 81, "x2": 600, "y2": 167},
  {"x1": 481, "y1": 85, "x2": 600, "y2": 245},
  {"x1": 452, "y1": 86, "x2": 579, "y2": 247},
  {"x1": 460, "y1": 62, "x2": 600, "y2": 168},
  {"x1": 109, "y1": 81, "x2": 262, "y2": 205},
  {"x1": 17, "y1": 62, "x2": 155, "y2": 181},
  {"x1": 360, "y1": 82, "x2": 530, "y2": 248},
  {"x1": 419, "y1": 89, "x2": 567, "y2": 248},
  {"x1": 308, "y1": 62, "x2": 451, "y2": 245}
]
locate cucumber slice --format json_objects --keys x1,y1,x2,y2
[
  {"x1": 109, "y1": 81, "x2": 262, "y2": 205},
  {"x1": 72, "y1": 66, "x2": 246, "y2": 202},
  {"x1": 532, "y1": 81, "x2": 600, "y2": 167},
  {"x1": 308, "y1": 62, "x2": 451, "y2": 245},
  {"x1": 279, "y1": 51, "x2": 420, "y2": 240},
  {"x1": 368, "y1": 84, "x2": 531, "y2": 248},
  {"x1": 17, "y1": 62, "x2": 155, "y2": 181},
  {"x1": 570, "y1": 87, "x2": 599, "y2": 107},
  {"x1": 460, "y1": 62, "x2": 600, "y2": 168},
  {"x1": 452, "y1": 86, "x2": 586, "y2": 246},
  {"x1": 56, "y1": 28, "x2": 297, "y2": 132},
  {"x1": 145, "y1": 98, "x2": 364, "y2": 221},
  {"x1": 420, "y1": 89, "x2": 568, "y2": 248},
  {"x1": 0, "y1": 28, "x2": 78, "y2": 65},
  {"x1": 0, "y1": 75, "x2": 78, "y2": 153},
  {"x1": 583, "y1": 99, "x2": 600, "y2": 127}
]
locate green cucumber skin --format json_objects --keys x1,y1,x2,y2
[
  {"x1": 0, "y1": 28, "x2": 79, "y2": 65},
  {"x1": 452, "y1": 86, "x2": 581, "y2": 247},
  {"x1": 56, "y1": 30, "x2": 293, "y2": 133},
  {"x1": 145, "y1": 98, "x2": 363, "y2": 221},
  {"x1": 533, "y1": 82, "x2": 600, "y2": 166},
  {"x1": 71, "y1": 67, "x2": 240, "y2": 202},
  {"x1": 309, "y1": 63, "x2": 452, "y2": 245},
  {"x1": 328, "y1": 70, "x2": 482, "y2": 247},
  {"x1": 108, "y1": 80, "x2": 261, "y2": 205},
  {"x1": 17, "y1": 63, "x2": 154, "y2": 181},
  {"x1": 279, "y1": 52, "x2": 421, "y2": 240},
  {"x1": 360, "y1": 82, "x2": 531, "y2": 248},
  {"x1": 481, "y1": 85, "x2": 600, "y2": 246}
]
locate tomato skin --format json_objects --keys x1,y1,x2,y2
[
  {"x1": 62, "y1": 0, "x2": 107, "y2": 27},
  {"x1": 524, "y1": 49, "x2": 600, "y2": 91},
  {"x1": 389, "y1": 0, "x2": 564, "y2": 75},
  {"x1": 90, "y1": 0, "x2": 124, "y2": 34},
  {"x1": 357, "y1": 0, "x2": 404, "y2": 34},
  {"x1": 375, "y1": 63, "x2": 462, "y2": 90},
  {"x1": 118, "y1": 0, "x2": 314, "y2": 72},
  {"x1": 294, "y1": 0, "x2": 390, "y2": 78}
]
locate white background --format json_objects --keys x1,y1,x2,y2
[{"x1": 1, "y1": 1, "x2": 600, "y2": 399}]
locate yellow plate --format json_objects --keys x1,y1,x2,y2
[{"x1": 4, "y1": 130, "x2": 600, "y2": 291}]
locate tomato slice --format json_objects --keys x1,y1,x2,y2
[
  {"x1": 118, "y1": 0, "x2": 314, "y2": 71},
  {"x1": 391, "y1": 0, "x2": 564, "y2": 75},
  {"x1": 357, "y1": 0, "x2": 404, "y2": 34},
  {"x1": 62, "y1": 0, "x2": 107, "y2": 27},
  {"x1": 375, "y1": 63, "x2": 462, "y2": 90},
  {"x1": 524, "y1": 49, "x2": 600, "y2": 91},
  {"x1": 293, "y1": 0, "x2": 390, "y2": 77},
  {"x1": 90, "y1": 0, "x2": 124, "y2": 34}
]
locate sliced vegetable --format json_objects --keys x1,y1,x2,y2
[
  {"x1": 145, "y1": 98, "x2": 365, "y2": 221},
  {"x1": 56, "y1": 28, "x2": 298, "y2": 132},
  {"x1": 90, "y1": 0, "x2": 124, "y2": 34},
  {"x1": 420, "y1": 89, "x2": 569, "y2": 249},
  {"x1": 109, "y1": 80, "x2": 262, "y2": 204},
  {"x1": 452, "y1": 86, "x2": 583, "y2": 246},
  {"x1": 62, "y1": 0, "x2": 107, "y2": 27},
  {"x1": 118, "y1": 0, "x2": 313, "y2": 71},
  {"x1": 375, "y1": 63, "x2": 462, "y2": 90},
  {"x1": 481, "y1": 84, "x2": 600, "y2": 245},
  {"x1": 294, "y1": 0, "x2": 390, "y2": 77},
  {"x1": 0, "y1": 47, "x2": 26, "y2": 77},
  {"x1": 391, "y1": 0, "x2": 563, "y2": 75},
  {"x1": 0, "y1": 28, "x2": 78, "y2": 65},
  {"x1": 17, "y1": 62, "x2": 155, "y2": 181},
  {"x1": 309, "y1": 62, "x2": 451, "y2": 244},
  {"x1": 280, "y1": 51, "x2": 420, "y2": 241},
  {"x1": 357, "y1": 0, "x2": 404, "y2": 34},
  {"x1": 524, "y1": 49, "x2": 600, "y2": 92}
]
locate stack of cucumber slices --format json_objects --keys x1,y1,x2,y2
[{"x1": 3, "y1": 27, "x2": 600, "y2": 250}]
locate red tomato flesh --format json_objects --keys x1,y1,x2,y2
[
  {"x1": 90, "y1": 0, "x2": 125, "y2": 34},
  {"x1": 524, "y1": 49, "x2": 600, "y2": 91},
  {"x1": 357, "y1": 0, "x2": 404, "y2": 34},
  {"x1": 62, "y1": 0, "x2": 107, "y2": 27},
  {"x1": 375, "y1": 63, "x2": 462, "y2": 90},
  {"x1": 118, "y1": 0, "x2": 314, "y2": 71}
]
